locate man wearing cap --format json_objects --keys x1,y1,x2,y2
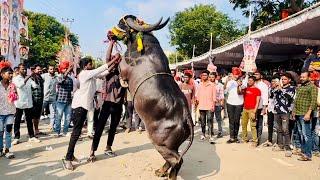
[
  {"x1": 225, "y1": 68, "x2": 244, "y2": 143},
  {"x1": 54, "y1": 62, "x2": 74, "y2": 137}
]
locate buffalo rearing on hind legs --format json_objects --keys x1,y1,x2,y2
[{"x1": 111, "y1": 15, "x2": 194, "y2": 180}]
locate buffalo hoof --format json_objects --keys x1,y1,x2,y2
[{"x1": 155, "y1": 169, "x2": 168, "y2": 177}]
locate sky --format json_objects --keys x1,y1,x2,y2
[{"x1": 25, "y1": 0, "x2": 247, "y2": 58}]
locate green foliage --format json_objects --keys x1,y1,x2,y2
[
  {"x1": 229, "y1": 0, "x2": 318, "y2": 31},
  {"x1": 167, "y1": 52, "x2": 189, "y2": 64},
  {"x1": 169, "y1": 4, "x2": 244, "y2": 58},
  {"x1": 24, "y1": 11, "x2": 79, "y2": 67}
]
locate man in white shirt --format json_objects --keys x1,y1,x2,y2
[
  {"x1": 225, "y1": 72, "x2": 244, "y2": 143},
  {"x1": 254, "y1": 70, "x2": 269, "y2": 145},
  {"x1": 12, "y1": 64, "x2": 40, "y2": 145},
  {"x1": 63, "y1": 46, "x2": 120, "y2": 170}
]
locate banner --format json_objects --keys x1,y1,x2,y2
[
  {"x1": 1, "y1": 0, "x2": 10, "y2": 57},
  {"x1": 19, "y1": 14, "x2": 28, "y2": 60},
  {"x1": 0, "y1": 0, "x2": 25, "y2": 67},
  {"x1": 7, "y1": 0, "x2": 21, "y2": 67},
  {"x1": 240, "y1": 39, "x2": 261, "y2": 73}
]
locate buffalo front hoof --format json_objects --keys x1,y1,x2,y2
[{"x1": 155, "y1": 169, "x2": 168, "y2": 177}]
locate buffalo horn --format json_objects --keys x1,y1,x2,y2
[{"x1": 126, "y1": 17, "x2": 163, "y2": 32}]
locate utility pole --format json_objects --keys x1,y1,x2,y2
[
  {"x1": 62, "y1": 18, "x2": 74, "y2": 45},
  {"x1": 192, "y1": 45, "x2": 196, "y2": 58}
]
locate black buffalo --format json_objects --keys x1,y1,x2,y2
[{"x1": 116, "y1": 15, "x2": 194, "y2": 180}]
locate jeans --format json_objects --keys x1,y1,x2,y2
[
  {"x1": 199, "y1": 110, "x2": 213, "y2": 137},
  {"x1": 134, "y1": 108, "x2": 144, "y2": 130},
  {"x1": 274, "y1": 113, "x2": 291, "y2": 150},
  {"x1": 14, "y1": 108, "x2": 35, "y2": 139},
  {"x1": 55, "y1": 102, "x2": 72, "y2": 135},
  {"x1": 291, "y1": 120, "x2": 301, "y2": 149},
  {"x1": 256, "y1": 109, "x2": 264, "y2": 145},
  {"x1": 311, "y1": 117, "x2": 319, "y2": 152},
  {"x1": 91, "y1": 101, "x2": 122, "y2": 151},
  {"x1": 227, "y1": 104, "x2": 243, "y2": 139},
  {"x1": 267, "y1": 112, "x2": 275, "y2": 142},
  {"x1": 87, "y1": 109, "x2": 95, "y2": 135},
  {"x1": 212, "y1": 106, "x2": 223, "y2": 134},
  {"x1": 66, "y1": 107, "x2": 88, "y2": 161},
  {"x1": 42, "y1": 100, "x2": 56, "y2": 128},
  {"x1": 296, "y1": 115, "x2": 313, "y2": 158},
  {"x1": 0, "y1": 115, "x2": 14, "y2": 150}
]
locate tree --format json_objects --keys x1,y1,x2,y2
[
  {"x1": 229, "y1": 0, "x2": 319, "y2": 31},
  {"x1": 169, "y1": 4, "x2": 244, "y2": 58},
  {"x1": 167, "y1": 52, "x2": 189, "y2": 64},
  {"x1": 23, "y1": 11, "x2": 79, "y2": 67}
]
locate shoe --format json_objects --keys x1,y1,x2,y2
[
  {"x1": 5, "y1": 152, "x2": 15, "y2": 159},
  {"x1": 262, "y1": 141, "x2": 273, "y2": 147},
  {"x1": 209, "y1": 137, "x2": 216, "y2": 144},
  {"x1": 40, "y1": 116, "x2": 45, "y2": 120},
  {"x1": 125, "y1": 128, "x2": 131, "y2": 133},
  {"x1": 241, "y1": 139, "x2": 249, "y2": 143},
  {"x1": 11, "y1": 139, "x2": 19, "y2": 146},
  {"x1": 312, "y1": 152, "x2": 320, "y2": 157},
  {"x1": 69, "y1": 125, "x2": 73, "y2": 129},
  {"x1": 104, "y1": 150, "x2": 117, "y2": 157},
  {"x1": 216, "y1": 133, "x2": 223, "y2": 138},
  {"x1": 200, "y1": 135, "x2": 206, "y2": 141},
  {"x1": 272, "y1": 145, "x2": 284, "y2": 152},
  {"x1": 226, "y1": 139, "x2": 235, "y2": 144},
  {"x1": 29, "y1": 137, "x2": 41, "y2": 143},
  {"x1": 292, "y1": 148, "x2": 302, "y2": 155},
  {"x1": 285, "y1": 150, "x2": 293, "y2": 157},
  {"x1": 297, "y1": 154, "x2": 312, "y2": 161}
]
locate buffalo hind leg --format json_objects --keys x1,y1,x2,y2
[
  {"x1": 169, "y1": 158, "x2": 183, "y2": 180},
  {"x1": 154, "y1": 145, "x2": 181, "y2": 180},
  {"x1": 155, "y1": 161, "x2": 170, "y2": 177}
]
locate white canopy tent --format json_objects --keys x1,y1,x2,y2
[{"x1": 170, "y1": 2, "x2": 320, "y2": 70}]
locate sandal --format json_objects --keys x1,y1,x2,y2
[
  {"x1": 87, "y1": 155, "x2": 97, "y2": 163},
  {"x1": 36, "y1": 132, "x2": 47, "y2": 136},
  {"x1": 62, "y1": 158, "x2": 74, "y2": 171},
  {"x1": 104, "y1": 150, "x2": 117, "y2": 157},
  {"x1": 5, "y1": 152, "x2": 15, "y2": 159},
  {"x1": 297, "y1": 155, "x2": 311, "y2": 161}
]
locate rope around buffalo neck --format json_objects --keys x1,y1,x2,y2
[{"x1": 132, "y1": 72, "x2": 172, "y2": 103}]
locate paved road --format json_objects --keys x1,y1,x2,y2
[{"x1": 1, "y1": 120, "x2": 319, "y2": 180}]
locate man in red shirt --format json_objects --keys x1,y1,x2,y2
[{"x1": 238, "y1": 76, "x2": 261, "y2": 147}]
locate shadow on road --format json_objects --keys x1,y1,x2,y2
[{"x1": 179, "y1": 133, "x2": 221, "y2": 180}]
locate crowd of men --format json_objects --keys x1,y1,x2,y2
[
  {"x1": 0, "y1": 45, "x2": 320, "y2": 164},
  {"x1": 175, "y1": 46, "x2": 320, "y2": 161}
]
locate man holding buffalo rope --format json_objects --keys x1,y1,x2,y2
[{"x1": 62, "y1": 40, "x2": 121, "y2": 170}]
